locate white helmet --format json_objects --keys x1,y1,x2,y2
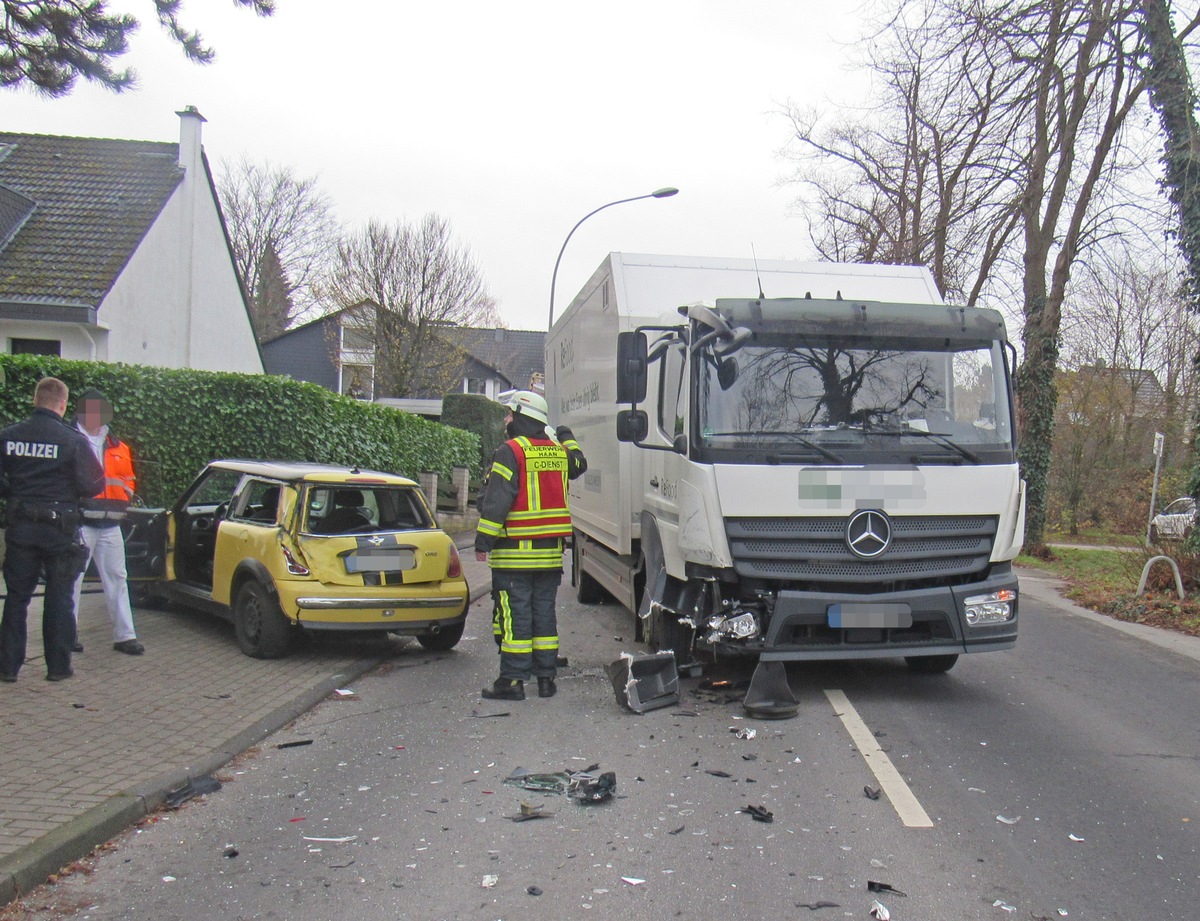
[{"x1": 499, "y1": 389, "x2": 549, "y2": 425}]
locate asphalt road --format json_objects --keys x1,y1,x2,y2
[{"x1": 4, "y1": 576, "x2": 1199, "y2": 921}]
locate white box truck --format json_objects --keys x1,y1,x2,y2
[{"x1": 546, "y1": 253, "x2": 1024, "y2": 717}]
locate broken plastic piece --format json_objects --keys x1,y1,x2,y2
[
  {"x1": 742, "y1": 660, "x2": 799, "y2": 719},
  {"x1": 992, "y1": 899, "x2": 1016, "y2": 912},
  {"x1": 732, "y1": 727, "x2": 757, "y2": 740},
  {"x1": 996, "y1": 814, "x2": 1021, "y2": 825},
  {"x1": 705, "y1": 769, "x2": 733, "y2": 778},
  {"x1": 608, "y1": 652, "x2": 679, "y2": 713},
  {"x1": 1067, "y1": 833, "x2": 1085, "y2": 842},
  {"x1": 470, "y1": 709, "x2": 511, "y2": 718},
  {"x1": 569, "y1": 771, "x2": 616, "y2": 804},
  {"x1": 164, "y1": 774, "x2": 222, "y2": 809},
  {"x1": 223, "y1": 845, "x2": 238, "y2": 859},
  {"x1": 481, "y1": 875, "x2": 498, "y2": 888},
  {"x1": 870, "y1": 900, "x2": 891, "y2": 920},
  {"x1": 508, "y1": 803, "x2": 554, "y2": 822},
  {"x1": 504, "y1": 767, "x2": 571, "y2": 794},
  {"x1": 867, "y1": 881, "x2": 907, "y2": 897},
  {"x1": 621, "y1": 877, "x2": 645, "y2": 885},
  {"x1": 864, "y1": 785, "x2": 881, "y2": 800},
  {"x1": 743, "y1": 804, "x2": 774, "y2": 823},
  {"x1": 301, "y1": 835, "x2": 357, "y2": 843}
]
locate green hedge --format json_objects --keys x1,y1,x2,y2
[
  {"x1": 441, "y1": 392, "x2": 507, "y2": 474},
  {"x1": 0, "y1": 355, "x2": 478, "y2": 508}
]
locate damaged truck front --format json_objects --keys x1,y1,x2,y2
[{"x1": 549, "y1": 254, "x2": 1024, "y2": 718}]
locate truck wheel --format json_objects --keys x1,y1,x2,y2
[
  {"x1": 573, "y1": 533, "x2": 605, "y2": 604},
  {"x1": 234, "y1": 580, "x2": 293, "y2": 659},
  {"x1": 417, "y1": 621, "x2": 465, "y2": 651},
  {"x1": 905, "y1": 654, "x2": 958, "y2": 674}
]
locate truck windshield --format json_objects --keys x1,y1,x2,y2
[{"x1": 696, "y1": 332, "x2": 1013, "y2": 463}]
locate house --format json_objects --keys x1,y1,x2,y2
[
  {"x1": 260, "y1": 305, "x2": 544, "y2": 415},
  {"x1": 0, "y1": 108, "x2": 262, "y2": 373}
]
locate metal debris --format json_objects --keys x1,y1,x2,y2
[{"x1": 742, "y1": 804, "x2": 774, "y2": 823}]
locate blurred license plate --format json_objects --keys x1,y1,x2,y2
[
  {"x1": 345, "y1": 548, "x2": 416, "y2": 573},
  {"x1": 827, "y1": 603, "x2": 913, "y2": 629}
]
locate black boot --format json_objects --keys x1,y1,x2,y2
[
  {"x1": 537, "y1": 677, "x2": 556, "y2": 698},
  {"x1": 482, "y1": 678, "x2": 525, "y2": 701}
]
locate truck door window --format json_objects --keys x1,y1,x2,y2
[{"x1": 658, "y1": 342, "x2": 686, "y2": 439}]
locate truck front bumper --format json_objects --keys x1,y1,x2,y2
[{"x1": 744, "y1": 569, "x2": 1018, "y2": 662}]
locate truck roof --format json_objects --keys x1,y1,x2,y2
[{"x1": 560, "y1": 253, "x2": 945, "y2": 324}]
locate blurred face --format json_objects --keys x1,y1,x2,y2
[{"x1": 79, "y1": 397, "x2": 113, "y2": 433}]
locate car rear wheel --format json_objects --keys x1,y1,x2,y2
[
  {"x1": 234, "y1": 580, "x2": 293, "y2": 659},
  {"x1": 417, "y1": 621, "x2": 465, "y2": 651},
  {"x1": 905, "y1": 654, "x2": 958, "y2": 674}
]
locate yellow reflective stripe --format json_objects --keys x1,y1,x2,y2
[
  {"x1": 490, "y1": 462, "x2": 514, "y2": 482},
  {"x1": 501, "y1": 638, "x2": 533, "y2": 654},
  {"x1": 478, "y1": 518, "x2": 503, "y2": 536},
  {"x1": 490, "y1": 555, "x2": 564, "y2": 570},
  {"x1": 532, "y1": 636, "x2": 559, "y2": 651},
  {"x1": 506, "y1": 508, "x2": 570, "y2": 520},
  {"x1": 503, "y1": 525, "x2": 571, "y2": 538},
  {"x1": 496, "y1": 590, "x2": 512, "y2": 642}
]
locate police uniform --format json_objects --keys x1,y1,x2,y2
[
  {"x1": 476, "y1": 392, "x2": 586, "y2": 700},
  {"x1": 1, "y1": 407, "x2": 105, "y2": 681}
]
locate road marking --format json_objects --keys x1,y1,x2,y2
[{"x1": 824, "y1": 688, "x2": 934, "y2": 828}]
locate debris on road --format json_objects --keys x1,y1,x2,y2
[
  {"x1": 164, "y1": 774, "x2": 222, "y2": 809},
  {"x1": 508, "y1": 803, "x2": 555, "y2": 822},
  {"x1": 608, "y1": 651, "x2": 680, "y2": 713},
  {"x1": 1068, "y1": 833, "x2": 1085, "y2": 842},
  {"x1": 481, "y1": 875, "x2": 498, "y2": 888},
  {"x1": 864, "y1": 785, "x2": 881, "y2": 800},
  {"x1": 796, "y1": 901, "x2": 840, "y2": 910},
  {"x1": 868, "y1": 880, "x2": 907, "y2": 897},
  {"x1": 731, "y1": 726, "x2": 756, "y2": 740},
  {"x1": 869, "y1": 900, "x2": 891, "y2": 919},
  {"x1": 992, "y1": 898, "x2": 1017, "y2": 912},
  {"x1": 471, "y1": 709, "x2": 511, "y2": 718},
  {"x1": 527, "y1": 885, "x2": 543, "y2": 896},
  {"x1": 570, "y1": 771, "x2": 616, "y2": 804},
  {"x1": 621, "y1": 877, "x2": 645, "y2": 885},
  {"x1": 705, "y1": 769, "x2": 733, "y2": 778},
  {"x1": 301, "y1": 835, "x2": 357, "y2": 843},
  {"x1": 996, "y1": 814, "x2": 1021, "y2": 825},
  {"x1": 222, "y1": 845, "x2": 239, "y2": 859},
  {"x1": 742, "y1": 804, "x2": 774, "y2": 823},
  {"x1": 275, "y1": 739, "x2": 313, "y2": 749}
]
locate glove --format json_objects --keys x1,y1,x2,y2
[{"x1": 555, "y1": 426, "x2": 575, "y2": 443}]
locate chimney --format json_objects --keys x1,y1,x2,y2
[{"x1": 176, "y1": 105, "x2": 206, "y2": 170}]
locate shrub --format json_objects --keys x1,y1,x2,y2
[{"x1": 441, "y1": 392, "x2": 507, "y2": 474}]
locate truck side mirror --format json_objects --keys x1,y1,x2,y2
[
  {"x1": 616, "y1": 332, "x2": 648, "y2": 404},
  {"x1": 616, "y1": 409, "x2": 648, "y2": 443}
]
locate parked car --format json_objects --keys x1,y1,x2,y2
[
  {"x1": 1149, "y1": 496, "x2": 1197, "y2": 544},
  {"x1": 124, "y1": 461, "x2": 469, "y2": 658}
]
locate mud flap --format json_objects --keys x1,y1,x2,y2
[
  {"x1": 607, "y1": 651, "x2": 680, "y2": 713},
  {"x1": 743, "y1": 660, "x2": 798, "y2": 719}
]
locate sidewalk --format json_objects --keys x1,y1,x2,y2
[{"x1": 0, "y1": 536, "x2": 491, "y2": 904}]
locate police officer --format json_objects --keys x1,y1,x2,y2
[
  {"x1": 476, "y1": 390, "x2": 586, "y2": 701},
  {"x1": 1, "y1": 378, "x2": 104, "y2": 682}
]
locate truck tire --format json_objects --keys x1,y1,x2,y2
[
  {"x1": 572, "y1": 532, "x2": 605, "y2": 604},
  {"x1": 904, "y1": 654, "x2": 958, "y2": 674},
  {"x1": 234, "y1": 580, "x2": 293, "y2": 659}
]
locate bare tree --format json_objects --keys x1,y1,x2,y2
[
  {"x1": 322, "y1": 215, "x2": 499, "y2": 399},
  {"x1": 784, "y1": 0, "x2": 1152, "y2": 547},
  {"x1": 1, "y1": 0, "x2": 274, "y2": 97},
  {"x1": 217, "y1": 157, "x2": 339, "y2": 341}
]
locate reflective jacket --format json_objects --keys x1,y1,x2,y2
[
  {"x1": 79, "y1": 431, "x2": 136, "y2": 526},
  {"x1": 475, "y1": 433, "x2": 586, "y2": 570}
]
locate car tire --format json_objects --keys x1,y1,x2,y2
[
  {"x1": 905, "y1": 654, "x2": 959, "y2": 674},
  {"x1": 234, "y1": 580, "x2": 293, "y2": 659},
  {"x1": 417, "y1": 621, "x2": 465, "y2": 651}
]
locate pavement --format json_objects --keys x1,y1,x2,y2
[
  {"x1": 4, "y1": 555, "x2": 1200, "y2": 906},
  {"x1": 0, "y1": 535, "x2": 492, "y2": 905}
]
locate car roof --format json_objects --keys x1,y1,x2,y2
[{"x1": 207, "y1": 460, "x2": 418, "y2": 487}]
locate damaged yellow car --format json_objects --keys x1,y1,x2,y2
[{"x1": 126, "y1": 461, "x2": 469, "y2": 658}]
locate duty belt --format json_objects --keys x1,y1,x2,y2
[{"x1": 8, "y1": 500, "x2": 80, "y2": 525}]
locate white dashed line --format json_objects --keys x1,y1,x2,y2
[{"x1": 824, "y1": 688, "x2": 934, "y2": 828}]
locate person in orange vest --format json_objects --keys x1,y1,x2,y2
[
  {"x1": 476, "y1": 390, "x2": 586, "y2": 700},
  {"x1": 70, "y1": 389, "x2": 144, "y2": 655}
]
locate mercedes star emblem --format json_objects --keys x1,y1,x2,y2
[{"x1": 846, "y1": 509, "x2": 891, "y2": 558}]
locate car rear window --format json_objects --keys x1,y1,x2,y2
[{"x1": 303, "y1": 484, "x2": 433, "y2": 535}]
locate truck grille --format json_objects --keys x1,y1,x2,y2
[{"x1": 725, "y1": 515, "x2": 998, "y2": 587}]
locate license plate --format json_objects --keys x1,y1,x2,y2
[
  {"x1": 344, "y1": 548, "x2": 416, "y2": 573},
  {"x1": 827, "y1": 603, "x2": 913, "y2": 629}
]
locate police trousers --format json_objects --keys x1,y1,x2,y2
[
  {"x1": 1, "y1": 520, "x2": 80, "y2": 677},
  {"x1": 491, "y1": 568, "x2": 561, "y2": 682}
]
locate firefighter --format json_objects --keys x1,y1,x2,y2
[
  {"x1": 70, "y1": 389, "x2": 144, "y2": 655},
  {"x1": 0, "y1": 378, "x2": 104, "y2": 682},
  {"x1": 476, "y1": 390, "x2": 586, "y2": 700}
]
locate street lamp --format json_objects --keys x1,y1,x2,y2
[{"x1": 548, "y1": 187, "x2": 679, "y2": 329}]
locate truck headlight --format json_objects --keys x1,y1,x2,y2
[
  {"x1": 964, "y1": 589, "x2": 1016, "y2": 625},
  {"x1": 707, "y1": 612, "x2": 760, "y2": 640}
]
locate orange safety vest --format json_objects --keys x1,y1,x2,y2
[{"x1": 80, "y1": 433, "x2": 136, "y2": 523}]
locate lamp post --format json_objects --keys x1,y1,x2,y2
[{"x1": 548, "y1": 187, "x2": 679, "y2": 329}]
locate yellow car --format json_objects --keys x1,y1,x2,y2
[{"x1": 126, "y1": 461, "x2": 469, "y2": 658}]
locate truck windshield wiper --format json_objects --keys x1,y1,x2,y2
[
  {"x1": 705, "y1": 431, "x2": 844, "y2": 463},
  {"x1": 871, "y1": 429, "x2": 981, "y2": 464}
]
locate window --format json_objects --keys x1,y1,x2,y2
[
  {"x1": 466, "y1": 378, "x2": 487, "y2": 394},
  {"x1": 658, "y1": 341, "x2": 686, "y2": 439},
  {"x1": 341, "y1": 365, "x2": 374, "y2": 400},
  {"x1": 10, "y1": 338, "x2": 60, "y2": 356},
  {"x1": 231, "y1": 480, "x2": 284, "y2": 523}
]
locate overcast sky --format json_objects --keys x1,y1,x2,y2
[{"x1": 5, "y1": 1, "x2": 870, "y2": 333}]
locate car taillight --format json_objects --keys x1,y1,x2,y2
[
  {"x1": 447, "y1": 543, "x2": 462, "y2": 579},
  {"x1": 282, "y1": 546, "x2": 310, "y2": 576}
]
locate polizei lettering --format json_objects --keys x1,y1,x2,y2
[{"x1": 5, "y1": 440, "x2": 59, "y2": 459}]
